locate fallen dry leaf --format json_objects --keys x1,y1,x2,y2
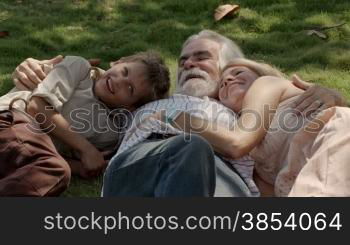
[
  {"x1": 306, "y1": 30, "x2": 328, "y2": 40},
  {"x1": 88, "y1": 58, "x2": 101, "y2": 66},
  {"x1": 0, "y1": 31, "x2": 9, "y2": 38},
  {"x1": 214, "y1": 4, "x2": 240, "y2": 21},
  {"x1": 304, "y1": 22, "x2": 346, "y2": 40}
]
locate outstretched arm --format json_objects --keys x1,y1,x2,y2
[
  {"x1": 27, "y1": 97, "x2": 107, "y2": 178},
  {"x1": 24, "y1": 56, "x2": 106, "y2": 178},
  {"x1": 160, "y1": 76, "x2": 287, "y2": 159}
]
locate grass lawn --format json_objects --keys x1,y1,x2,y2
[{"x1": 0, "y1": 0, "x2": 349, "y2": 196}]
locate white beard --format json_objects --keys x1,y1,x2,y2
[
  {"x1": 176, "y1": 68, "x2": 218, "y2": 98},
  {"x1": 176, "y1": 78, "x2": 217, "y2": 97}
]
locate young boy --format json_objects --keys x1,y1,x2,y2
[{"x1": 0, "y1": 51, "x2": 170, "y2": 196}]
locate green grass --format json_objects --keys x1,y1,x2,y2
[{"x1": 1, "y1": 0, "x2": 349, "y2": 196}]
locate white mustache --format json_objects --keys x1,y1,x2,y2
[{"x1": 178, "y1": 68, "x2": 211, "y2": 86}]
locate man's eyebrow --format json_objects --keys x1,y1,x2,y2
[
  {"x1": 193, "y1": 50, "x2": 212, "y2": 57},
  {"x1": 179, "y1": 50, "x2": 212, "y2": 63}
]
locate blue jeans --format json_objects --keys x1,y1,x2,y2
[{"x1": 102, "y1": 134, "x2": 251, "y2": 197}]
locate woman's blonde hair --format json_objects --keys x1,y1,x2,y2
[{"x1": 223, "y1": 58, "x2": 285, "y2": 78}]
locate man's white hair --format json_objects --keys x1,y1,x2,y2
[{"x1": 182, "y1": 30, "x2": 245, "y2": 70}]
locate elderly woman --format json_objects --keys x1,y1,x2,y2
[
  {"x1": 0, "y1": 52, "x2": 170, "y2": 196},
  {"x1": 156, "y1": 58, "x2": 350, "y2": 197}
]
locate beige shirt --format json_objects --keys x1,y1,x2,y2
[{"x1": 0, "y1": 56, "x2": 122, "y2": 156}]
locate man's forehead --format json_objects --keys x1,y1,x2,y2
[{"x1": 181, "y1": 38, "x2": 221, "y2": 56}]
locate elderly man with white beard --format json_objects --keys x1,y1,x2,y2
[{"x1": 11, "y1": 30, "x2": 345, "y2": 197}]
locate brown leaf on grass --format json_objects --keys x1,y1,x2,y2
[
  {"x1": 214, "y1": 4, "x2": 240, "y2": 22},
  {"x1": 304, "y1": 23, "x2": 346, "y2": 40},
  {"x1": 0, "y1": 31, "x2": 9, "y2": 38},
  {"x1": 306, "y1": 30, "x2": 328, "y2": 40},
  {"x1": 88, "y1": 58, "x2": 101, "y2": 66}
]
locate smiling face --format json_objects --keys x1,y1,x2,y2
[
  {"x1": 176, "y1": 38, "x2": 221, "y2": 98},
  {"x1": 93, "y1": 61, "x2": 152, "y2": 111},
  {"x1": 219, "y1": 65, "x2": 260, "y2": 112}
]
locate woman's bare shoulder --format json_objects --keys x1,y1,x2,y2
[
  {"x1": 248, "y1": 76, "x2": 289, "y2": 95},
  {"x1": 252, "y1": 76, "x2": 303, "y2": 101},
  {"x1": 255, "y1": 76, "x2": 290, "y2": 84}
]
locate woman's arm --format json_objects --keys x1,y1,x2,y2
[
  {"x1": 12, "y1": 56, "x2": 64, "y2": 91},
  {"x1": 28, "y1": 56, "x2": 91, "y2": 113},
  {"x1": 167, "y1": 76, "x2": 288, "y2": 159}
]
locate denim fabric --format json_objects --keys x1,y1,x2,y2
[{"x1": 103, "y1": 134, "x2": 251, "y2": 197}]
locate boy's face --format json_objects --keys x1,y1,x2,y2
[{"x1": 94, "y1": 61, "x2": 151, "y2": 111}]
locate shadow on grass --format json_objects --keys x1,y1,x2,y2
[
  {"x1": 0, "y1": 0, "x2": 349, "y2": 196},
  {"x1": 1, "y1": 0, "x2": 349, "y2": 73}
]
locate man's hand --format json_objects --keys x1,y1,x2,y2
[
  {"x1": 12, "y1": 55, "x2": 64, "y2": 90},
  {"x1": 291, "y1": 74, "x2": 346, "y2": 115}
]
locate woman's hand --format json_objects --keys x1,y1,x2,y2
[
  {"x1": 291, "y1": 74, "x2": 347, "y2": 115},
  {"x1": 12, "y1": 55, "x2": 64, "y2": 90}
]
